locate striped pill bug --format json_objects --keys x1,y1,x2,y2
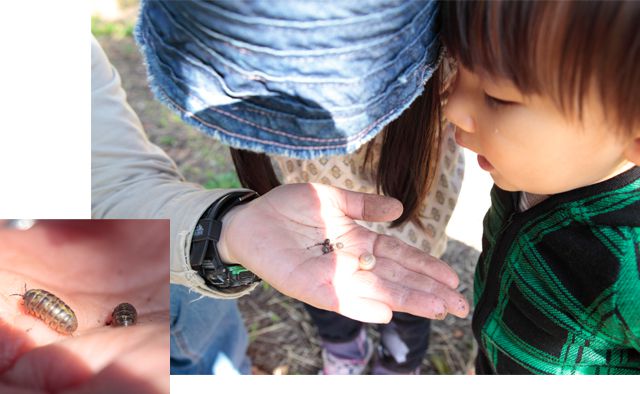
[
  {"x1": 11, "y1": 287, "x2": 78, "y2": 335},
  {"x1": 110, "y1": 302, "x2": 137, "y2": 327}
]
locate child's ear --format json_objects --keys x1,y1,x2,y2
[{"x1": 623, "y1": 134, "x2": 640, "y2": 166}]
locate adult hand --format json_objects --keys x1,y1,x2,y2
[
  {"x1": 0, "y1": 221, "x2": 168, "y2": 394},
  {"x1": 220, "y1": 183, "x2": 470, "y2": 323}
]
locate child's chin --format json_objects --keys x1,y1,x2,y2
[{"x1": 492, "y1": 177, "x2": 521, "y2": 192}]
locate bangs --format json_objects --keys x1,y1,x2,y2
[{"x1": 442, "y1": 1, "x2": 640, "y2": 134}]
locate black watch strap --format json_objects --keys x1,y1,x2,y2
[{"x1": 189, "y1": 190, "x2": 260, "y2": 292}]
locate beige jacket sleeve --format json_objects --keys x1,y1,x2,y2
[{"x1": 90, "y1": 35, "x2": 256, "y2": 298}]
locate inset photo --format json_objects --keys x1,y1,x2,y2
[{"x1": 0, "y1": 220, "x2": 168, "y2": 394}]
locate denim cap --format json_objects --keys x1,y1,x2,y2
[{"x1": 135, "y1": 0, "x2": 442, "y2": 159}]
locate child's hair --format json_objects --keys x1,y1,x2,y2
[
  {"x1": 442, "y1": 0, "x2": 640, "y2": 134},
  {"x1": 230, "y1": 67, "x2": 444, "y2": 228}
]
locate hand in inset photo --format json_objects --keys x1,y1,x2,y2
[{"x1": 0, "y1": 220, "x2": 168, "y2": 394}]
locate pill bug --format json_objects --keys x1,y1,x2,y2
[
  {"x1": 11, "y1": 287, "x2": 78, "y2": 335},
  {"x1": 110, "y1": 302, "x2": 137, "y2": 327}
]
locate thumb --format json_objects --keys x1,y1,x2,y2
[{"x1": 317, "y1": 184, "x2": 403, "y2": 222}]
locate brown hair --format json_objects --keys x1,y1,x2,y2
[
  {"x1": 442, "y1": 0, "x2": 640, "y2": 134},
  {"x1": 230, "y1": 67, "x2": 443, "y2": 228}
]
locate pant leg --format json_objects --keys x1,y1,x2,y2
[
  {"x1": 304, "y1": 304, "x2": 363, "y2": 342},
  {"x1": 170, "y1": 284, "x2": 251, "y2": 375},
  {"x1": 377, "y1": 312, "x2": 431, "y2": 372}
]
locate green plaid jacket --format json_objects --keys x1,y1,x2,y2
[{"x1": 473, "y1": 167, "x2": 640, "y2": 374}]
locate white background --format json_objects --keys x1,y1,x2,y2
[{"x1": 0, "y1": 2, "x2": 89, "y2": 218}]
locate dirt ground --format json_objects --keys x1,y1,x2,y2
[{"x1": 96, "y1": 30, "x2": 479, "y2": 375}]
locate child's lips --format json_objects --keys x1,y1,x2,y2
[{"x1": 477, "y1": 155, "x2": 494, "y2": 171}]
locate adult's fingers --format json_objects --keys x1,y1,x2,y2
[
  {"x1": 371, "y1": 257, "x2": 470, "y2": 318},
  {"x1": 0, "y1": 317, "x2": 35, "y2": 374},
  {"x1": 61, "y1": 362, "x2": 164, "y2": 394},
  {"x1": 347, "y1": 270, "x2": 450, "y2": 320},
  {"x1": 1, "y1": 320, "x2": 167, "y2": 392},
  {"x1": 373, "y1": 234, "x2": 460, "y2": 289},
  {"x1": 0, "y1": 343, "x2": 92, "y2": 392},
  {"x1": 309, "y1": 244, "x2": 468, "y2": 320},
  {"x1": 335, "y1": 298, "x2": 393, "y2": 324}
]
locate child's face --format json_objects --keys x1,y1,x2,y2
[{"x1": 444, "y1": 66, "x2": 634, "y2": 195}]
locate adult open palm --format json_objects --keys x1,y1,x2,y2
[
  {"x1": 221, "y1": 183, "x2": 470, "y2": 323},
  {"x1": 0, "y1": 220, "x2": 168, "y2": 394}
]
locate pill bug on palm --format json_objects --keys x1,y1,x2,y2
[
  {"x1": 110, "y1": 302, "x2": 137, "y2": 327},
  {"x1": 11, "y1": 287, "x2": 78, "y2": 335}
]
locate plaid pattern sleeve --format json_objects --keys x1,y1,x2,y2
[{"x1": 473, "y1": 167, "x2": 640, "y2": 374}]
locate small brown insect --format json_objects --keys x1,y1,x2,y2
[
  {"x1": 11, "y1": 287, "x2": 78, "y2": 335},
  {"x1": 321, "y1": 238, "x2": 335, "y2": 254},
  {"x1": 307, "y1": 238, "x2": 341, "y2": 254},
  {"x1": 111, "y1": 302, "x2": 137, "y2": 327}
]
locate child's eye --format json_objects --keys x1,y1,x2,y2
[{"x1": 484, "y1": 93, "x2": 516, "y2": 109}]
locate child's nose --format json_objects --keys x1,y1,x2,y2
[
  {"x1": 443, "y1": 70, "x2": 476, "y2": 133},
  {"x1": 444, "y1": 91, "x2": 475, "y2": 133}
]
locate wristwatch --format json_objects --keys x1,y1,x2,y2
[{"x1": 189, "y1": 190, "x2": 261, "y2": 292}]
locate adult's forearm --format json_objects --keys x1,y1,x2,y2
[{"x1": 90, "y1": 35, "x2": 252, "y2": 299}]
